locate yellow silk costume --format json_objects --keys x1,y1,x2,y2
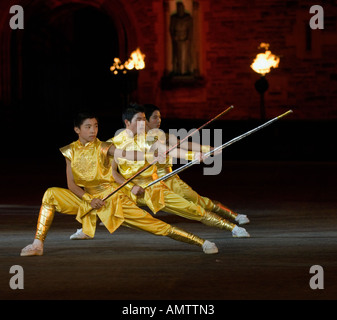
[
  {"x1": 109, "y1": 130, "x2": 236, "y2": 231},
  {"x1": 108, "y1": 130, "x2": 165, "y2": 213},
  {"x1": 156, "y1": 161, "x2": 215, "y2": 212},
  {"x1": 147, "y1": 130, "x2": 215, "y2": 210},
  {"x1": 150, "y1": 130, "x2": 239, "y2": 221},
  {"x1": 56, "y1": 138, "x2": 124, "y2": 237},
  {"x1": 34, "y1": 138, "x2": 206, "y2": 248}
]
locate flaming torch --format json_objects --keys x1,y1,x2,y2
[
  {"x1": 110, "y1": 48, "x2": 145, "y2": 106},
  {"x1": 110, "y1": 48, "x2": 145, "y2": 74},
  {"x1": 251, "y1": 43, "x2": 280, "y2": 120}
]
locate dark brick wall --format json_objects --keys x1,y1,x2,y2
[
  {"x1": 1, "y1": 0, "x2": 336, "y2": 120},
  {"x1": 135, "y1": 0, "x2": 337, "y2": 120}
]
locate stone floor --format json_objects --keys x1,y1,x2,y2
[{"x1": 0, "y1": 161, "x2": 336, "y2": 303}]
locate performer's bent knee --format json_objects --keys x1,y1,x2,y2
[
  {"x1": 42, "y1": 187, "x2": 80, "y2": 215},
  {"x1": 42, "y1": 187, "x2": 62, "y2": 203}
]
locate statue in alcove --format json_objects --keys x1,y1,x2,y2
[{"x1": 169, "y1": 1, "x2": 193, "y2": 75}]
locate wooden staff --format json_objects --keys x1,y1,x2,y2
[{"x1": 145, "y1": 109, "x2": 293, "y2": 188}]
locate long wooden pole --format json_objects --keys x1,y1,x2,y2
[{"x1": 145, "y1": 110, "x2": 293, "y2": 189}]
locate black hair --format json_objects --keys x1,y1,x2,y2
[
  {"x1": 74, "y1": 112, "x2": 98, "y2": 128},
  {"x1": 143, "y1": 104, "x2": 160, "y2": 121},
  {"x1": 122, "y1": 103, "x2": 145, "y2": 126}
]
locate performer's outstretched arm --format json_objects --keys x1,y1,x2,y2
[
  {"x1": 167, "y1": 134, "x2": 213, "y2": 153},
  {"x1": 152, "y1": 141, "x2": 204, "y2": 162}
]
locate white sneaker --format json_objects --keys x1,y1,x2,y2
[
  {"x1": 232, "y1": 226, "x2": 250, "y2": 238},
  {"x1": 202, "y1": 240, "x2": 219, "y2": 254},
  {"x1": 235, "y1": 214, "x2": 250, "y2": 225},
  {"x1": 70, "y1": 228, "x2": 92, "y2": 240}
]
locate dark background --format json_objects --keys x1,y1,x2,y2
[{"x1": 0, "y1": 1, "x2": 336, "y2": 303}]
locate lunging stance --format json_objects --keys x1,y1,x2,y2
[{"x1": 21, "y1": 112, "x2": 218, "y2": 256}]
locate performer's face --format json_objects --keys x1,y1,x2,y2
[
  {"x1": 74, "y1": 118, "x2": 98, "y2": 144},
  {"x1": 147, "y1": 110, "x2": 161, "y2": 130},
  {"x1": 126, "y1": 112, "x2": 146, "y2": 135}
]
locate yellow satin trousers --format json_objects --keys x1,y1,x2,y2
[
  {"x1": 164, "y1": 175, "x2": 238, "y2": 221},
  {"x1": 130, "y1": 182, "x2": 236, "y2": 231},
  {"x1": 34, "y1": 187, "x2": 205, "y2": 247},
  {"x1": 164, "y1": 175, "x2": 215, "y2": 211}
]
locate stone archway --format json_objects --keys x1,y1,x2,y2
[
  {"x1": 1, "y1": 0, "x2": 141, "y2": 114},
  {"x1": 0, "y1": 0, "x2": 143, "y2": 153},
  {"x1": 20, "y1": 4, "x2": 119, "y2": 118}
]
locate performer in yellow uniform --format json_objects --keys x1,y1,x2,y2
[
  {"x1": 144, "y1": 104, "x2": 250, "y2": 225},
  {"x1": 110, "y1": 105, "x2": 250, "y2": 238},
  {"x1": 20, "y1": 112, "x2": 219, "y2": 256}
]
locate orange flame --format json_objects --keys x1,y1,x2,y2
[
  {"x1": 251, "y1": 43, "x2": 280, "y2": 76},
  {"x1": 110, "y1": 48, "x2": 145, "y2": 73},
  {"x1": 125, "y1": 48, "x2": 145, "y2": 70}
]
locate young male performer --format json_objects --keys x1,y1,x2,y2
[
  {"x1": 109, "y1": 105, "x2": 250, "y2": 238},
  {"x1": 21, "y1": 112, "x2": 219, "y2": 256},
  {"x1": 144, "y1": 104, "x2": 250, "y2": 225}
]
